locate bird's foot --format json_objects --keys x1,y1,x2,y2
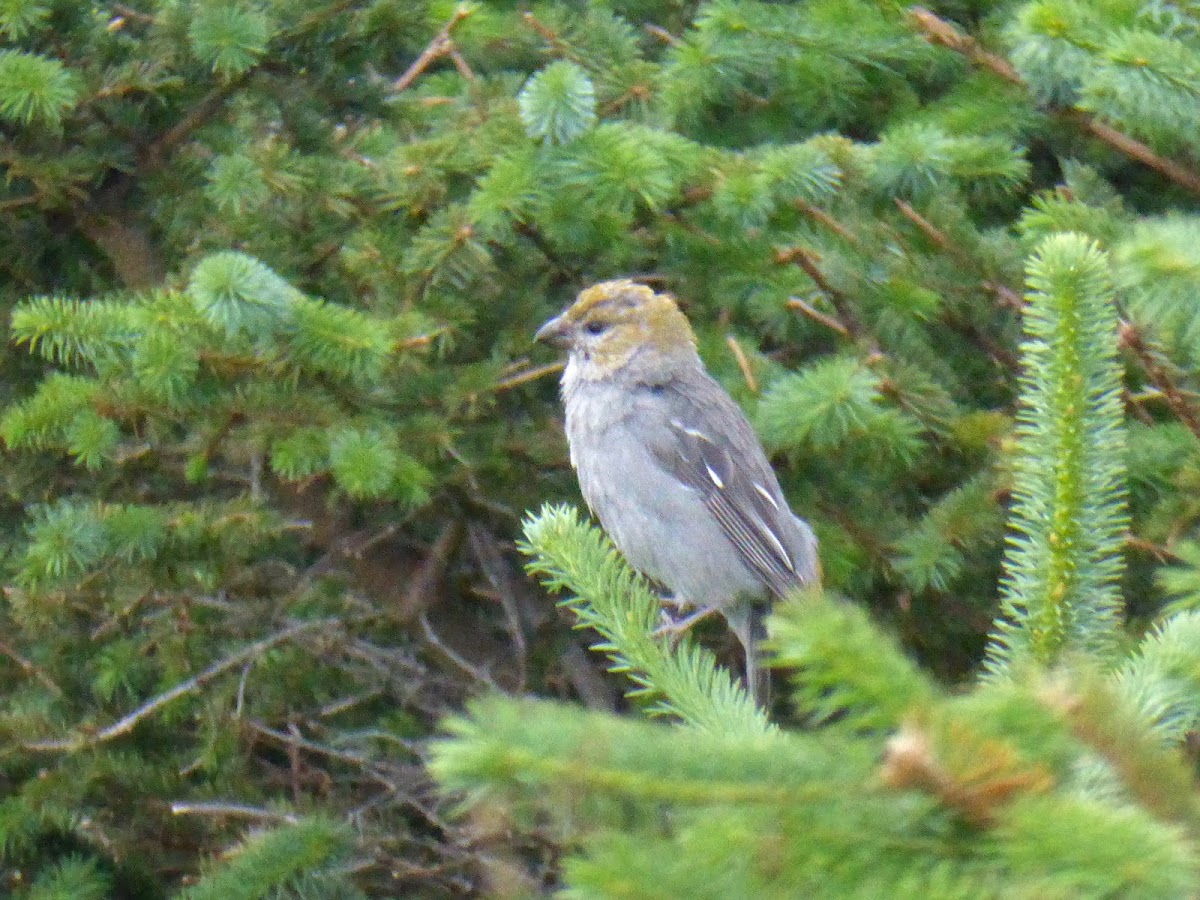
[
  {"x1": 654, "y1": 605, "x2": 720, "y2": 649},
  {"x1": 658, "y1": 593, "x2": 693, "y2": 612}
]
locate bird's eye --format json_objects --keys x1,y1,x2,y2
[{"x1": 584, "y1": 320, "x2": 610, "y2": 336}]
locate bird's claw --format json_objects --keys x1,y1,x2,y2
[{"x1": 653, "y1": 605, "x2": 720, "y2": 649}]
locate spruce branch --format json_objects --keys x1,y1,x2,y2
[
  {"x1": 987, "y1": 235, "x2": 1128, "y2": 674},
  {"x1": 391, "y1": 7, "x2": 475, "y2": 94},
  {"x1": 775, "y1": 245, "x2": 867, "y2": 341},
  {"x1": 768, "y1": 592, "x2": 936, "y2": 731},
  {"x1": 893, "y1": 199, "x2": 1023, "y2": 311},
  {"x1": 908, "y1": 8, "x2": 1200, "y2": 196},
  {"x1": 520, "y1": 504, "x2": 769, "y2": 735},
  {"x1": 432, "y1": 695, "x2": 858, "y2": 810},
  {"x1": 1119, "y1": 320, "x2": 1200, "y2": 444},
  {"x1": 1037, "y1": 667, "x2": 1200, "y2": 827},
  {"x1": 22, "y1": 617, "x2": 340, "y2": 752}
]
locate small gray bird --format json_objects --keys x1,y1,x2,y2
[{"x1": 536, "y1": 278, "x2": 820, "y2": 703}]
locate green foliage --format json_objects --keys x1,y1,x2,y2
[
  {"x1": 187, "y1": 252, "x2": 300, "y2": 338},
  {"x1": 180, "y1": 817, "x2": 354, "y2": 900},
  {"x1": 23, "y1": 856, "x2": 111, "y2": 900},
  {"x1": 188, "y1": 4, "x2": 274, "y2": 78},
  {"x1": 989, "y1": 235, "x2": 1127, "y2": 674},
  {"x1": 519, "y1": 61, "x2": 599, "y2": 144},
  {"x1": 2, "y1": 0, "x2": 1200, "y2": 893},
  {"x1": 0, "y1": 50, "x2": 78, "y2": 128},
  {"x1": 521, "y1": 505, "x2": 767, "y2": 734}
]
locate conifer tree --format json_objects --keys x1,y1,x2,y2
[{"x1": 1, "y1": 0, "x2": 1200, "y2": 896}]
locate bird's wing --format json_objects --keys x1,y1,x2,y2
[{"x1": 642, "y1": 377, "x2": 815, "y2": 600}]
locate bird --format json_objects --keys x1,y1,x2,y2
[{"x1": 536, "y1": 278, "x2": 819, "y2": 704}]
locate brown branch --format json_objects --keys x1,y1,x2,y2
[
  {"x1": 22, "y1": 618, "x2": 338, "y2": 753},
  {"x1": 0, "y1": 637, "x2": 64, "y2": 697},
  {"x1": 521, "y1": 11, "x2": 562, "y2": 45},
  {"x1": 141, "y1": 76, "x2": 252, "y2": 172},
  {"x1": 908, "y1": 7, "x2": 1200, "y2": 196},
  {"x1": 786, "y1": 295, "x2": 851, "y2": 338},
  {"x1": 776, "y1": 245, "x2": 864, "y2": 339},
  {"x1": 448, "y1": 49, "x2": 477, "y2": 83},
  {"x1": 392, "y1": 8, "x2": 475, "y2": 93},
  {"x1": 643, "y1": 23, "x2": 682, "y2": 47},
  {"x1": 893, "y1": 199, "x2": 1024, "y2": 311},
  {"x1": 468, "y1": 524, "x2": 528, "y2": 692},
  {"x1": 0, "y1": 194, "x2": 39, "y2": 212},
  {"x1": 170, "y1": 801, "x2": 299, "y2": 823},
  {"x1": 1065, "y1": 111, "x2": 1200, "y2": 196},
  {"x1": 909, "y1": 8, "x2": 1021, "y2": 84},
  {"x1": 495, "y1": 361, "x2": 564, "y2": 392},
  {"x1": 793, "y1": 199, "x2": 861, "y2": 246},
  {"x1": 418, "y1": 613, "x2": 502, "y2": 692},
  {"x1": 1120, "y1": 321, "x2": 1200, "y2": 442},
  {"x1": 725, "y1": 335, "x2": 760, "y2": 393}
]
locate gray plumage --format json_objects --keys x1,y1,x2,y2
[
  {"x1": 538, "y1": 279, "x2": 819, "y2": 704},
  {"x1": 563, "y1": 369, "x2": 818, "y2": 610}
]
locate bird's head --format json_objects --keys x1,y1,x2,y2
[{"x1": 535, "y1": 279, "x2": 697, "y2": 380}]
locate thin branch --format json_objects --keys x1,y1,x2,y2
[
  {"x1": 0, "y1": 194, "x2": 39, "y2": 212},
  {"x1": 392, "y1": 8, "x2": 475, "y2": 93},
  {"x1": 418, "y1": 613, "x2": 502, "y2": 691},
  {"x1": 448, "y1": 49, "x2": 476, "y2": 83},
  {"x1": 908, "y1": 8, "x2": 1021, "y2": 84},
  {"x1": 0, "y1": 637, "x2": 64, "y2": 697},
  {"x1": 793, "y1": 199, "x2": 862, "y2": 246},
  {"x1": 725, "y1": 335, "x2": 760, "y2": 393},
  {"x1": 775, "y1": 245, "x2": 864, "y2": 339},
  {"x1": 141, "y1": 76, "x2": 252, "y2": 171},
  {"x1": 1120, "y1": 321, "x2": 1200, "y2": 442},
  {"x1": 1066, "y1": 110, "x2": 1200, "y2": 196},
  {"x1": 908, "y1": 7, "x2": 1200, "y2": 196},
  {"x1": 495, "y1": 361, "x2": 564, "y2": 392},
  {"x1": 468, "y1": 524, "x2": 528, "y2": 691},
  {"x1": 170, "y1": 801, "x2": 299, "y2": 824},
  {"x1": 786, "y1": 295, "x2": 852, "y2": 338},
  {"x1": 644, "y1": 23, "x2": 682, "y2": 47},
  {"x1": 22, "y1": 618, "x2": 339, "y2": 753}
]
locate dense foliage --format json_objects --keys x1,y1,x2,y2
[{"x1": 1, "y1": 0, "x2": 1200, "y2": 896}]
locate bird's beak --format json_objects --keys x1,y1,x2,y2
[{"x1": 535, "y1": 313, "x2": 571, "y2": 348}]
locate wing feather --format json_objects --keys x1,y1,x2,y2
[{"x1": 648, "y1": 379, "x2": 811, "y2": 599}]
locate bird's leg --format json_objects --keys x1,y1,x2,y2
[
  {"x1": 653, "y1": 604, "x2": 721, "y2": 648},
  {"x1": 658, "y1": 593, "x2": 692, "y2": 611}
]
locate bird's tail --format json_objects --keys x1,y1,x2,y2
[{"x1": 728, "y1": 601, "x2": 771, "y2": 709}]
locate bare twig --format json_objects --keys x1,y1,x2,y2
[
  {"x1": 468, "y1": 524, "x2": 527, "y2": 691},
  {"x1": 794, "y1": 199, "x2": 862, "y2": 246},
  {"x1": 402, "y1": 519, "x2": 462, "y2": 621},
  {"x1": 248, "y1": 720, "x2": 385, "y2": 777},
  {"x1": 392, "y1": 8, "x2": 475, "y2": 93},
  {"x1": 142, "y1": 76, "x2": 252, "y2": 171},
  {"x1": 725, "y1": 335, "x2": 760, "y2": 393},
  {"x1": 170, "y1": 801, "x2": 299, "y2": 824},
  {"x1": 0, "y1": 637, "x2": 64, "y2": 697},
  {"x1": 644, "y1": 23, "x2": 682, "y2": 46},
  {"x1": 418, "y1": 613, "x2": 502, "y2": 692},
  {"x1": 0, "y1": 194, "x2": 39, "y2": 212},
  {"x1": 908, "y1": 7, "x2": 1200, "y2": 196},
  {"x1": 1120, "y1": 321, "x2": 1200, "y2": 442},
  {"x1": 448, "y1": 49, "x2": 477, "y2": 83},
  {"x1": 522, "y1": 11, "x2": 562, "y2": 45},
  {"x1": 22, "y1": 618, "x2": 339, "y2": 753},
  {"x1": 495, "y1": 361, "x2": 564, "y2": 392},
  {"x1": 786, "y1": 295, "x2": 852, "y2": 338},
  {"x1": 893, "y1": 198, "x2": 1019, "y2": 303},
  {"x1": 776, "y1": 245, "x2": 866, "y2": 340}
]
